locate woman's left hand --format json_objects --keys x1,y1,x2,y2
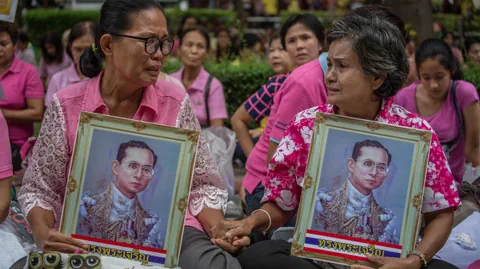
[
  {"x1": 211, "y1": 236, "x2": 250, "y2": 255},
  {"x1": 351, "y1": 255, "x2": 421, "y2": 269}
]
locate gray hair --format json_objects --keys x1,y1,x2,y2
[{"x1": 327, "y1": 15, "x2": 409, "y2": 98}]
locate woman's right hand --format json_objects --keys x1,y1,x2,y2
[{"x1": 34, "y1": 226, "x2": 89, "y2": 253}]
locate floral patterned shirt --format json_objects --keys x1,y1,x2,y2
[{"x1": 262, "y1": 98, "x2": 460, "y2": 214}]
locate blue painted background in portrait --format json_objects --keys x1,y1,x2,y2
[
  {"x1": 81, "y1": 128, "x2": 181, "y2": 231},
  {"x1": 314, "y1": 128, "x2": 415, "y2": 239}
]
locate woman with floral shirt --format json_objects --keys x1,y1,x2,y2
[{"x1": 213, "y1": 15, "x2": 460, "y2": 269}]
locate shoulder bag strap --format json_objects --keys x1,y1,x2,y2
[
  {"x1": 443, "y1": 80, "x2": 463, "y2": 147},
  {"x1": 203, "y1": 75, "x2": 214, "y2": 128}
]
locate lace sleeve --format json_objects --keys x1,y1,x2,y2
[
  {"x1": 176, "y1": 96, "x2": 228, "y2": 216},
  {"x1": 18, "y1": 97, "x2": 69, "y2": 228}
]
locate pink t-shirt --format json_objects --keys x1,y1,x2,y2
[
  {"x1": 243, "y1": 59, "x2": 328, "y2": 193},
  {"x1": 171, "y1": 67, "x2": 228, "y2": 126},
  {"x1": 0, "y1": 111, "x2": 12, "y2": 179},
  {"x1": 0, "y1": 57, "x2": 44, "y2": 147},
  {"x1": 19, "y1": 74, "x2": 228, "y2": 233},
  {"x1": 39, "y1": 52, "x2": 72, "y2": 86},
  {"x1": 395, "y1": 80, "x2": 479, "y2": 183},
  {"x1": 45, "y1": 64, "x2": 85, "y2": 106}
]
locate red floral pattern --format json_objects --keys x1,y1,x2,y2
[{"x1": 262, "y1": 98, "x2": 461, "y2": 214}]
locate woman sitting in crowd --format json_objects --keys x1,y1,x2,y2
[
  {"x1": 231, "y1": 32, "x2": 293, "y2": 167},
  {"x1": 466, "y1": 37, "x2": 480, "y2": 66},
  {"x1": 0, "y1": 22, "x2": 44, "y2": 171},
  {"x1": 15, "y1": 31, "x2": 36, "y2": 66},
  {"x1": 18, "y1": 1, "x2": 247, "y2": 269},
  {"x1": 238, "y1": 14, "x2": 325, "y2": 213},
  {"x1": 172, "y1": 15, "x2": 200, "y2": 56},
  {"x1": 0, "y1": 110, "x2": 12, "y2": 223},
  {"x1": 215, "y1": 14, "x2": 460, "y2": 269},
  {"x1": 215, "y1": 27, "x2": 239, "y2": 63},
  {"x1": 171, "y1": 26, "x2": 228, "y2": 128},
  {"x1": 39, "y1": 31, "x2": 72, "y2": 87},
  {"x1": 396, "y1": 39, "x2": 480, "y2": 185},
  {"x1": 45, "y1": 21, "x2": 97, "y2": 106},
  {"x1": 443, "y1": 32, "x2": 464, "y2": 66}
]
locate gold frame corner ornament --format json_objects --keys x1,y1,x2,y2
[
  {"x1": 366, "y1": 121, "x2": 381, "y2": 132},
  {"x1": 132, "y1": 121, "x2": 148, "y2": 132},
  {"x1": 291, "y1": 240, "x2": 304, "y2": 256},
  {"x1": 304, "y1": 173, "x2": 313, "y2": 189},
  {"x1": 315, "y1": 113, "x2": 325, "y2": 125},
  {"x1": 412, "y1": 193, "x2": 422, "y2": 210},
  {"x1": 67, "y1": 176, "x2": 78, "y2": 195},
  {"x1": 177, "y1": 197, "x2": 188, "y2": 213}
]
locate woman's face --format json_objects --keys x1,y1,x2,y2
[
  {"x1": 0, "y1": 32, "x2": 14, "y2": 66},
  {"x1": 418, "y1": 57, "x2": 452, "y2": 100},
  {"x1": 71, "y1": 34, "x2": 95, "y2": 69},
  {"x1": 183, "y1": 17, "x2": 198, "y2": 31},
  {"x1": 325, "y1": 38, "x2": 379, "y2": 108},
  {"x1": 108, "y1": 8, "x2": 168, "y2": 87},
  {"x1": 180, "y1": 30, "x2": 208, "y2": 68},
  {"x1": 268, "y1": 38, "x2": 292, "y2": 74},
  {"x1": 468, "y1": 43, "x2": 480, "y2": 64},
  {"x1": 217, "y1": 30, "x2": 230, "y2": 50},
  {"x1": 433, "y1": 22, "x2": 443, "y2": 37},
  {"x1": 45, "y1": 42, "x2": 56, "y2": 57},
  {"x1": 284, "y1": 22, "x2": 322, "y2": 67}
]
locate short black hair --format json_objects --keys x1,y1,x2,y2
[
  {"x1": 0, "y1": 21, "x2": 18, "y2": 44},
  {"x1": 116, "y1": 140, "x2": 158, "y2": 168},
  {"x1": 352, "y1": 140, "x2": 392, "y2": 166},
  {"x1": 280, "y1": 14, "x2": 325, "y2": 50},
  {"x1": 41, "y1": 31, "x2": 64, "y2": 64},
  {"x1": 180, "y1": 26, "x2": 211, "y2": 51},
  {"x1": 415, "y1": 38, "x2": 463, "y2": 80},
  {"x1": 18, "y1": 31, "x2": 29, "y2": 44},
  {"x1": 177, "y1": 15, "x2": 201, "y2": 37}
]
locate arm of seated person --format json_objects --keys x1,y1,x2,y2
[
  {"x1": 1, "y1": 98, "x2": 44, "y2": 122},
  {"x1": 0, "y1": 177, "x2": 11, "y2": 223},
  {"x1": 464, "y1": 101, "x2": 480, "y2": 166},
  {"x1": 231, "y1": 106, "x2": 256, "y2": 157}
]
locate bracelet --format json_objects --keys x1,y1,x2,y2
[
  {"x1": 408, "y1": 250, "x2": 428, "y2": 269},
  {"x1": 251, "y1": 209, "x2": 272, "y2": 233}
]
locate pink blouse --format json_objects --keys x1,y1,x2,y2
[
  {"x1": 39, "y1": 52, "x2": 72, "y2": 86},
  {"x1": 18, "y1": 74, "x2": 228, "y2": 232},
  {"x1": 45, "y1": 64, "x2": 85, "y2": 106},
  {"x1": 263, "y1": 98, "x2": 460, "y2": 214},
  {"x1": 0, "y1": 111, "x2": 12, "y2": 179}
]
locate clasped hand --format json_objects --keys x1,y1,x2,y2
[{"x1": 209, "y1": 219, "x2": 252, "y2": 255}]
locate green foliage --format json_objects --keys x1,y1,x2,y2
[
  {"x1": 23, "y1": 8, "x2": 236, "y2": 47},
  {"x1": 163, "y1": 59, "x2": 276, "y2": 117},
  {"x1": 433, "y1": 14, "x2": 462, "y2": 32},
  {"x1": 464, "y1": 65, "x2": 480, "y2": 92}
]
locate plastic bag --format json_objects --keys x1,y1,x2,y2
[
  {"x1": 463, "y1": 163, "x2": 480, "y2": 184},
  {"x1": 202, "y1": 126, "x2": 236, "y2": 195}
]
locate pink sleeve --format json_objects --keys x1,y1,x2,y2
[
  {"x1": 0, "y1": 112, "x2": 12, "y2": 179},
  {"x1": 18, "y1": 100, "x2": 69, "y2": 226},
  {"x1": 456, "y1": 80, "x2": 479, "y2": 111},
  {"x1": 263, "y1": 114, "x2": 315, "y2": 211},
  {"x1": 45, "y1": 74, "x2": 60, "y2": 106},
  {"x1": 25, "y1": 66, "x2": 44, "y2": 99},
  {"x1": 421, "y1": 127, "x2": 460, "y2": 213},
  {"x1": 206, "y1": 79, "x2": 228, "y2": 121},
  {"x1": 269, "y1": 78, "x2": 323, "y2": 143}
]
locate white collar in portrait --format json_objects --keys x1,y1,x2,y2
[{"x1": 110, "y1": 183, "x2": 137, "y2": 223}]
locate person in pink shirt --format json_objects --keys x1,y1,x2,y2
[
  {"x1": 18, "y1": 1, "x2": 247, "y2": 269},
  {"x1": 0, "y1": 22, "x2": 44, "y2": 149},
  {"x1": 396, "y1": 38, "x2": 480, "y2": 184},
  {"x1": 39, "y1": 31, "x2": 72, "y2": 87},
  {"x1": 45, "y1": 21, "x2": 97, "y2": 107},
  {"x1": 172, "y1": 15, "x2": 200, "y2": 57},
  {"x1": 171, "y1": 26, "x2": 228, "y2": 128},
  {"x1": 443, "y1": 32, "x2": 464, "y2": 66},
  {"x1": 236, "y1": 15, "x2": 325, "y2": 214},
  {"x1": 0, "y1": 110, "x2": 13, "y2": 223}
]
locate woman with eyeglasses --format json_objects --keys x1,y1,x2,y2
[
  {"x1": 171, "y1": 26, "x2": 228, "y2": 128},
  {"x1": 45, "y1": 21, "x2": 97, "y2": 107},
  {"x1": 18, "y1": 1, "x2": 247, "y2": 268}
]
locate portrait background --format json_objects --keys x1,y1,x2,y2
[
  {"x1": 80, "y1": 128, "x2": 181, "y2": 233},
  {"x1": 313, "y1": 128, "x2": 415, "y2": 238}
]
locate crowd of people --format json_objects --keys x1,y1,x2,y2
[{"x1": 0, "y1": 0, "x2": 479, "y2": 268}]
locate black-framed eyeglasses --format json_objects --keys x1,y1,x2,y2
[{"x1": 110, "y1": 33, "x2": 174, "y2": 56}]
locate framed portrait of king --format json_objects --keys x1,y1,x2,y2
[
  {"x1": 291, "y1": 113, "x2": 432, "y2": 267},
  {"x1": 60, "y1": 112, "x2": 199, "y2": 268}
]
